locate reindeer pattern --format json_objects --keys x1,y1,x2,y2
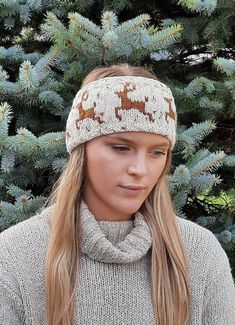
[{"x1": 68, "y1": 81, "x2": 176, "y2": 137}]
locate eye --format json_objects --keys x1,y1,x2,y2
[
  {"x1": 112, "y1": 146, "x2": 166, "y2": 156},
  {"x1": 152, "y1": 150, "x2": 166, "y2": 156},
  {"x1": 112, "y1": 146, "x2": 130, "y2": 152}
]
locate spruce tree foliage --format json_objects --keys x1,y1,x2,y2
[{"x1": 0, "y1": 0, "x2": 234, "y2": 272}]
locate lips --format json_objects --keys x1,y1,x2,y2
[{"x1": 120, "y1": 185, "x2": 146, "y2": 190}]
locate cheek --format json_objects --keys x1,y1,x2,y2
[
  {"x1": 150, "y1": 158, "x2": 167, "y2": 183},
  {"x1": 86, "y1": 149, "x2": 120, "y2": 184}
]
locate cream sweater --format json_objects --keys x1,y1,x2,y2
[{"x1": 0, "y1": 201, "x2": 235, "y2": 324}]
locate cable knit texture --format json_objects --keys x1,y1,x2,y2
[{"x1": 0, "y1": 201, "x2": 235, "y2": 325}]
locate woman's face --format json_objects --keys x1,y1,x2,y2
[{"x1": 83, "y1": 131, "x2": 169, "y2": 221}]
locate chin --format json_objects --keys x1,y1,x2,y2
[{"x1": 117, "y1": 199, "x2": 144, "y2": 215}]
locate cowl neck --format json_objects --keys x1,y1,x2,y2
[{"x1": 80, "y1": 200, "x2": 152, "y2": 264}]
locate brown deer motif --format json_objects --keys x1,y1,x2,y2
[
  {"x1": 75, "y1": 91, "x2": 104, "y2": 127},
  {"x1": 164, "y1": 97, "x2": 176, "y2": 122},
  {"x1": 115, "y1": 83, "x2": 154, "y2": 122}
]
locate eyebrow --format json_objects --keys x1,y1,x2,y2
[{"x1": 106, "y1": 135, "x2": 170, "y2": 147}]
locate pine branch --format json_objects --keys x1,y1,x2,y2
[
  {"x1": 178, "y1": 120, "x2": 217, "y2": 157},
  {"x1": 68, "y1": 12, "x2": 103, "y2": 39},
  {"x1": 40, "y1": 11, "x2": 68, "y2": 44},
  {"x1": 190, "y1": 151, "x2": 226, "y2": 176},
  {"x1": 38, "y1": 90, "x2": 64, "y2": 112},
  {"x1": 37, "y1": 131, "x2": 65, "y2": 155},
  {"x1": 115, "y1": 14, "x2": 151, "y2": 35},
  {"x1": 214, "y1": 57, "x2": 235, "y2": 76},
  {"x1": 0, "y1": 102, "x2": 13, "y2": 137},
  {"x1": 6, "y1": 184, "x2": 32, "y2": 198},
  {"x1": 190, "y1": 173, "x2": 222, "y2": 192},
  {"x1": 178, "y1": 0, "x2": 218, "y2": 15},
  {"x1": 146, "y1": 24, "x2": 183, "y2": 50},
  {"x1": 175, "y1": 77, "x2": 215, "y2": 99},
  {"x1": 101, "y1": 11, "x2": 119, "y2": 32},
  {"x1": 19, "y1": 60, "x2": 39, "y2": 91},
  {"x1": 67, "y1": 13, "x2": 103, "y2": 60},
  {"x1": 1, "y1": 151, "x2": 15, "y2": 173}
]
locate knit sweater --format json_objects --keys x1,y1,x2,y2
[{"x1": 0, "y1": 201, "x2": 235, "y2": 325}]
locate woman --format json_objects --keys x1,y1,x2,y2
[{"x1": 0, "y1": 64, "x2": 234, "y2": 325}]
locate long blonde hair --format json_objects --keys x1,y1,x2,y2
[{"x1": 44, "y1": 64, "x2": 190, "y2": 325}]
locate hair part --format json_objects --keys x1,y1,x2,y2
[{"x1": 45, "y1": 63, "x2": 190, "y2": 325}]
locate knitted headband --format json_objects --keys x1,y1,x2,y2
[{"x1": 65, "y1": 76, "x2": 177, "y2": 154}]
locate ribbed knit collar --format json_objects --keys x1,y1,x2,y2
[{"x1": 80, "y1": 200, "x2": 152, "y2": 264}]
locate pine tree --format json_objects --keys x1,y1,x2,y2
[{"x1": 0, "y1": 0, "x2": 234, "y2": 274}]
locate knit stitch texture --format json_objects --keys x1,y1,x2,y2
[
  {"x1": 65, "y1": 76, "x2": 177, "y2": 153},
  {"x1": 0, "y1": 201, "x2": 235, "y2": 324}
]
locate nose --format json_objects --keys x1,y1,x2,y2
[{"x1": 127, "y1": 153, "x2": 148, "y2": 177}]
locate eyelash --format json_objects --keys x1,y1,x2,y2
[{"x1": 111, "y1": 146, "x2": 166, "y2": 156}]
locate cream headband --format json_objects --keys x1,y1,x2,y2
[{"x1": 65, "y1": 76, "x2": 177, "y2": 154}]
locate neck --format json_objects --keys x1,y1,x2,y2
[{"x1": 82, "y1": 197, "x2": 135, "y2": 221}]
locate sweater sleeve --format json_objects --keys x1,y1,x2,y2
[
  {"x1": 0, "y1": 236, "x2": 26, "y2": 324},
  {"x1": 202, "y1": 232, "x2": 235, "y2": 325},
  {"x1": 0, "y1": 281, "x2": 25, "y2": 324}
]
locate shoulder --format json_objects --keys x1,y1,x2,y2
[
  {"x1": 0, "y1": 205, "x2": 54, "y2": 240},
  {"x1": 176, "y1": 216, "x2": 216, "y2": 243},
  {"x1": 176, "y1": 216, "x2": 231, "y2": 274},
  {"x1": 0, "y1": 205, "x2": 54, "y2": 267},
  {"x1": 176, "y1": 216, "x2": 222, "y2": 251}
]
